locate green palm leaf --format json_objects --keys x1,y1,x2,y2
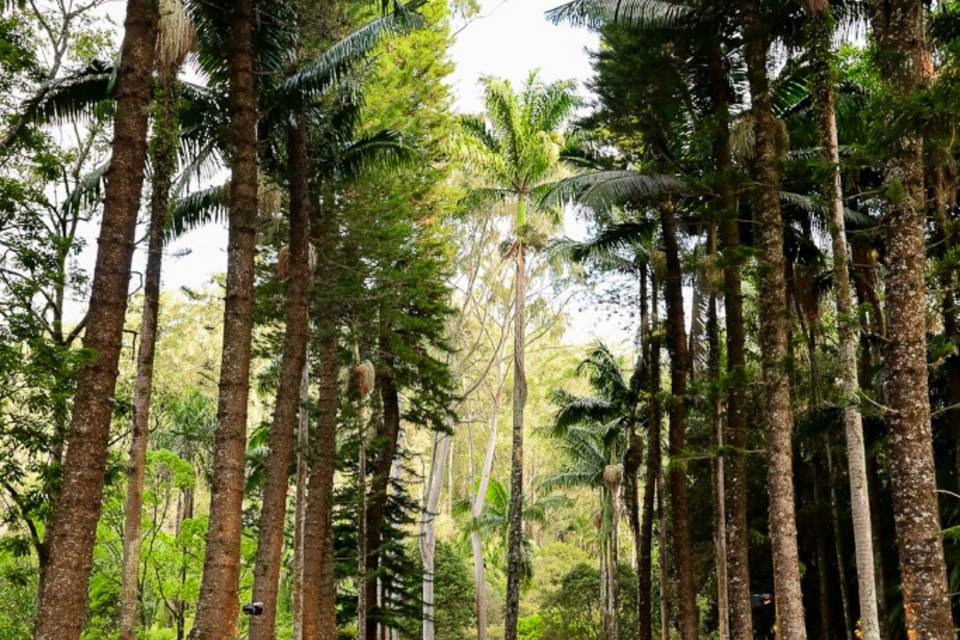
[
  {"x1": 545, "y1": 0, "x2": 692, "y2": 29},
  {"x1": 166, "y1": 182, "x2": 228, "y2": 243},
  {"x1": 540, "y1": 170, "x2": 690, "y2": 212}
]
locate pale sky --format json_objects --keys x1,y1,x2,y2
[{"x1": 84, "y1": 0, "x2": 629, "y2": 344}]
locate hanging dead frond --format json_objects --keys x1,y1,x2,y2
[{"x1": 157, "y1": 0, "x2": 196, "y2": 70}]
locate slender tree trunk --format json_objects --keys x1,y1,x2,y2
[
  {"x1": 739, "y1": 3, "x2": 807, "y2": 636},
  {"x1": 657, "y1": 472, "x2": 670, "y2": 640},
  {"x1": 503, "y1": 206, "x2": 528, "y2": 640},
  {"x1": 707, "y1": 283, "x2": 729, "y2": 640},
  {"x1": 869, "y1": 2, "x2": 955, "y2": 637},
  {"x1": 824, "y1": 445, "x2": 853, "y2": 638},
  {"x1": 189, "y1": 1, "x2": 258, "y2": 636},
  {"x1": 292, "y1": 363, "x2": 309, "y2": 640},
  {"x1": 365, "y1": 356, "x2": 402, "y2": 640},
  {"x1": 32, "y1": 2, "x2": 159, "y2": 638},
  {"x1": 421, "y1": 429, "x2": 452, "y2": 640},
  {"x1": 301, "y1": 202, "x2": 340, "y2": 640},
  {"x1": 118, "y1": 57, "x2": 178, "y2": 640},
  {"x1": 248, "y1": 119, "x2": 312, "y2": 640},
  {"x1": 639, "y1": 272, "x2": 661, "y2": 640},
  {"x1": 801, "y1": 4, "x2": 883, "y2": 636},
  {"x1": 473, "y1": 358, "x2": 506, "y2": 640},
  {"x1": 707, "y1": 38, "x2": 754, "y2": 640},
  {"x1": 625, "y1": 266, "x2": 648, "y2": 640},
  {"x1": 813, "y1": 475, "x2": 832, "y2": 639},
  {"x1": 660, "y1": 200, "x2": 697, "y2": 640}
]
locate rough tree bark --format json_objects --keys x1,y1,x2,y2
[
  {"x1": 869, "y1": 1, "x2": 955, "y2": 637},
  {"x1": 707, "y1": 37, "x2": 754, "y2": 640},
  {"x1": 739, "y1": 2, "x2": 807, "y2": 637},
  {"x1": 188, "y1": 0, "x2": 258, "y2": 636},
  {"x1": 639, "y1": 270, "x2": 662, "y2": 640},
  {"x1": 301, "y1": 202, "x2": 340, "y2": 640},
  {"x1": 32, "y1": 1, "x2": 159, "y2": 638},
  {"x1": 119, "y1": 53, "x2": 181, "y2": 640},
  {"x1": 801, "y1": 2, "x2": 882, "y2": 637},
  {"x1": 503, "y1": 199, "x2": 528, "y2": 640},
  {"x1": 248, "y1": 118, "x2": 312, "y2": 640},
  {"x1": 660, "y1": 200, "x2": 698, "y2": 640}
]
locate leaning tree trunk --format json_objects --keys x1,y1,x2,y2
[
  {"x1": 32, "y1": 2, "x2": 159, "y2": 638},
  {"x1": 706, "y1": 37, "x2": 754, "y2": 640},
  {"x1": 301, "y1": 202, "x2": 340, "y2": 640},
  {"x1": 503, "y1": 200, "x2": 528, "y2": 640},
  {"x1": 802, "y1": 3, "x2": 882, "y2": 636},
  {"x1": 248, "y1": 118, "x2": 312, "y2": 640},
  {"x1": 638, "y1": 271, "x2": 661, "y2": 640},
  {"x1": 739, "y1": 2, "x2": 807, "y2": 637},
  {"x1": 869, "y1": 2, "x2": 955, "y2": 637},
  {"x1": 189, "y1": 0, "x2": 258, "y2": 636},
  {"x1": 473, "y1": 357, "x2": 506, "y2": 640},
  {"x1": 660, "y1": 200, "x2": 698, "y2": 640},
  {"x1": 118, "y1": 54, "x2": 180, "y2": 640}
]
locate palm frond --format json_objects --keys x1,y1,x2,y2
[
  {"x1": 540, "y1": 170, "x2": 690, "y2": 212},
  {"x1": 545, "y1": 0, "x2": 692, "y2": 29},
  {"x1": 277, "y1": 6, "x2": 423, "y2": 105},
  {"x1": 63, "y1": 160, "x2": 110, "y2": 215},
  {"x1": 549, "y1": 390, "x2": 617, "y2": 435},
  {"x1": 779, "y1": 190, "x2": 872, "y2": 226},
  {"x1": 332, "y1": 129, "x2": 418, "y2": 182},
  {"x1": 166, "y1": 182, "x2": 228, "y2": 243},
  {"x1": 13, "y1": 59, "x2": 113, "y2": 129}
]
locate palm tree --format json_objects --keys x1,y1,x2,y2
[
  {"x1": 799, "y1": 2, "x2": 880, "y2": 638},
  {"x1": 552, "y1": 222, "x2": 657, "y2": 640},
  {"x1": 458, "y1": 70, "x2": 578, "y2": 640},
  {"x1": 737, "y1": 2, "x2": 806, "y2": 637},
  {"x1": 31, "y1": 1, "x2": 160, "y2": 638},
  {"x1": 545, "y1": 342, "x2": 636, "y2": 640},
  {"x1": 119, "y1": 5, "x2": 195, "y2": 639},
  {"x1": 868, "y1": 1, "x2": 954, "y2": 637},
  {"x1": 186, "y1": 0, "x2": 263, "y2": 635}
]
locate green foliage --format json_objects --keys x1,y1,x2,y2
[{"x1": 539, "y1": 562, "x2": 636, "y2": 640}]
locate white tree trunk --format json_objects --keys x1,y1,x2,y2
[
  {"x1": 421, "y1": 430, "x2": 452, "y2": 640},
  {"x1": 472, "y1": 358, "x2": 506, "y2": 640}
]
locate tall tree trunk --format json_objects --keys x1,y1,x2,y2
[
  {"x1": 625, "y1": 266, "x2": 648, "y2": 640},
  {"x1": 660, "y1": 200, "x2": 697, "y2": 640},
  {"x1": 657, "y1": 472, "x2": 670, "y2": 640},
  {"x1": 248, "y1": 119, "x2": 312, "y2": 640},
  {"x1": 813, "y1": 475, "x2": 832, "y2": 639},
  {"x1": 503, "y1": 203, "x2": 528, "y2": 640},
  {"x1": 473, "y1": 358, "x2": 506, "y2": 640},
  {"x1": 421, "y1": 429, "x2": 452, "y2": 640},
  {"x1": 638, "y1": 271, "x2": 661, "y2": 640},
  {"x1": 32, "y1": 2, "x2": 159, "y2": 638},
  {"x1": 739, "y1": 2, "x2": 807, "y2": 636},
  {"x1": 189, "y1": 1, "x2": 258, "y2": 636},
  {"x1": 869, "y1": 2, "x2": 955, "y2": 637},
  {"x1": 301, "y1": 203, "x2": 340, "y2": 640},
  {"x1": 118, "y1": 56, "x2": 179, "y2": 640},
  {"x1": 365, "y1": 356, "x2": 402, "y2": 640},
  {"x1": 292, "y1": 363, "x2": 309, "y2": 640},
  {"x1": 706, "y1": 239, "x2": 729, "y2": 640},
  {"x1": 707, "y1": 38, "x2": 754, "y2": 640},
  {"x1": 824, "y1": 445, "x2": 853, "y2": 638},
  {"x1": 802, "y1": 3, "x2": 882, "y2": 636}
]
